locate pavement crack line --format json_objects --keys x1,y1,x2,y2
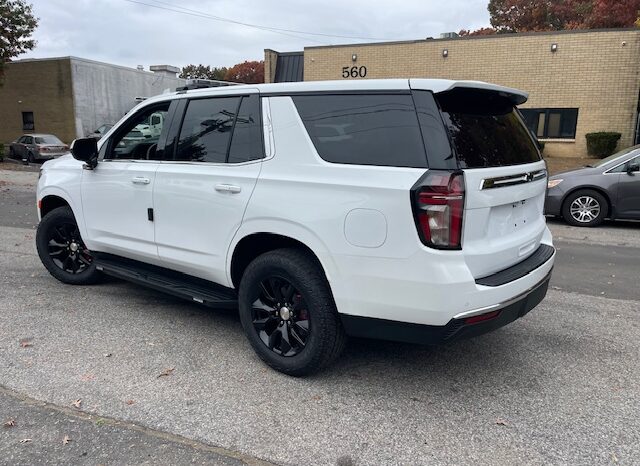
[{"x1": 0, "y1": 384, "x2": 276, "y2": 466}]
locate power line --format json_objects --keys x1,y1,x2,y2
[
  {"x1": 123, "y1": 0, "x2": 389, "y2": 43},
  {"x1": 123, "y1": 0, "x2": 325, "y2": 44}
]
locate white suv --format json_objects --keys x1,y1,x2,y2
[{"x1": 36, "y1": 79, "x2": 555, "y2": 375}]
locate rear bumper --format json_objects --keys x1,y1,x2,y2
[{"x1": 341, "y1": 271, "x2": 551, "y2": 345}]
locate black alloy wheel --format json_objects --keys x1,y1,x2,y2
[
  {"x1": 238, "y1": 248, "x2": 346, "y2": 376},
  {"x1": 251, "y1": 276, "x2": 310, "y2": 357},
  {"x1": 46, "y1": 221, "x2": 93, "y2": 274},
  {"x1": 36, "y1": 206, "x2": 102, "y2": 285}
]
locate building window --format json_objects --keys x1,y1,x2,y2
[
  {"x1": 520, "y1": 108, "x2": 578, "y2": 139},
  {"x1": 22, "y1": 112, "x2": 34, "y2": 131}
]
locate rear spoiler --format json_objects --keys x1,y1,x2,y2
[{"x1": 410, "y1": 79, "x2": 528, "y2": 106}]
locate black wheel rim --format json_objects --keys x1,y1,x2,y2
[
  {"x1": 47, "y1": 222, "x2": 93, "y2": 274},
  {"x1": 251, "y1": 276, "x2": 310, "y2": 357}
]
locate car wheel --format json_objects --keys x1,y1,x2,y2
[
  {"x1": 562, "y1": 189, "x2": 608, "y2": 227},
  {"x1": 9, "y1": 147, "x2": 15, "y2": 158},
  {"x1": 238, "y1": 248, "x2": 346, "y2": 376},
  {"x1": 27, "y1": 152, "x2": 36, "y2": 164},
  {"x1": 36, "y1": 206, "x2": 102, "y2": 285}
]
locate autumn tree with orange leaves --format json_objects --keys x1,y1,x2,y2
[
  {"x1": 460, "y1": 0, "x2": 640, "y2": 36},
  {"x1": 224, "y1": 60, "x2": 264, "y2": 84}
]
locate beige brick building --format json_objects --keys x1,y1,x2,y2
[{"x1": 265, "y1": 29, "x2": 640, "y2": 158}]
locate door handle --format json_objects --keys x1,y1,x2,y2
[
  {"x1": 132, "y1": 177, "x2": 150, "y2": 185},
  {"x1": 215, "y1": 184, "x2": 241, "y2": 194}
]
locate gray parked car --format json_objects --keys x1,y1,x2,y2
[
  {"x1": 8, "y1": 134, "x2": 69, "y2": 163},
  {"x1": 545, "y1": 145, "x2": 640, "y2": 226}
]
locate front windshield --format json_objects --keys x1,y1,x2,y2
[{"x1": 594, "y1": 144, "x2": 640, "y2": 167}]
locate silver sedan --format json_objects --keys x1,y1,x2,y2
[
  {"x1": 545, "y1": 146, "x2": 640, "y2": 226},
  {"x1": 9, "y1": 134, "x2": 70, "y2": 164}
]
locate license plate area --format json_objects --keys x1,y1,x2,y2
[{"x1": 488, "y1": 198, "x2": 539, "y2": 236}]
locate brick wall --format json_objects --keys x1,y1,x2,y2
[
  {"x1": 271, "y1": 29, "x2": 640, "y2": 158},
  {"x1": 0, "y1": 58, "x2": 76, "y2": 145}
]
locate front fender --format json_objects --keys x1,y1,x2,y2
[{"x1": 37, "y1": 167, "x2": 87, "y2": 240}]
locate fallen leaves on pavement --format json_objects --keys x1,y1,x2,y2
[
  {"x1": 495, "y1": 418, "x2": 509, "y2": 426},
  {"x1": 72, "y1": 399, "x2": 82, "y2": 409},
  {"x1": 81, "y1": 373, "x2": 95, "y2": 382},
  {"x1": 4, "y1": 418, "x2": 16, "y2": 428},
  {"x1": 125, "y1": 399, "x2": 135, "y2": 405},
  {"x1": 19, "y1": 439, "x2": 32, "y2": 444},
  {"x1": 157, "y1": 367, "x2": 175, "y2": 378},
  {"x1": 63, "y1": 435, "x2": 71, "y2": 445},
  {"x1": 19, "y1": 339, "x2": 33, "y2": 348}
]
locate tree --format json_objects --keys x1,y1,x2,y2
[
  {"x1": 557, "y1": 0, "x2": 640, "y2": 29},
  {"x1": 461, "y1": 0, "x2": 640, "y2": 35},
  {"x1": 459, "y1": 27, "x2": 498, "y2": 36},
  {"x1": 0, "y1": 0, "x2": 38, "y2": 79},
  {"x1": 179, "y1": 64, "x2": 228, "y2": 81},
  {"x1": 224, "y1": 60, "x2": 264, "y2": 84},
  {"x1": 488, "y1": 0, "x2": 562, "y2": 33}
]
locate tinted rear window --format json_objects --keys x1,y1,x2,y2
[
  {"x1": 292, "y1": 94, "x2": 427, "y2": 168},
  {"x1": 436, "y1": 89, "x2": 540, "y2": 169},
  {"x1": 176, "y1": 97, "x2": 240, "y2": 163}
]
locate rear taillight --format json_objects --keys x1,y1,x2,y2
[{"x1": 412, "y1": 171, "x2": 465, "y2": 250}]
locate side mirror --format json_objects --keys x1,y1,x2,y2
[
  {"x1": 627, "y1": 162, "x2": 639, "y2": 175},
  {"x1": 71, "y1": 138, "x2": 98, "y2": 169}
]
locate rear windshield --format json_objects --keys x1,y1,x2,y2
[
  {"x1": 436, "y1": 89, "x2": 541, "y2": 169},
  {"x1": 292, "y1": 94, "x2": 428, "y2": 168},
  {"x1": 35, "y1": 135, "x2": 63, "y2": 144}
]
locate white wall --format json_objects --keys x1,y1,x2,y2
[{"x1": 70, "y1": 57, "x2": 185, "y2": 137}]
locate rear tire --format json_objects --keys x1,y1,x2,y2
[
  {"x1": 36, "y1": 206, "x2": 102, "y2": 285},
  {"x1": 562, "y1": 189, "x2": 607, "y2": 227},
  {"x1": 27, "y1": 152, "x2": 36, "y2": 164},
  {"x1": 238, "y1": 248, "x2": 346, "y2": 376}
]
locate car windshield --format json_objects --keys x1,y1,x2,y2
[
  {"x1": 593, "y1": 144, "x2": 640, "y2": 167},
  {"x1": 35, "y1": 135, "x2": 63, "y2": 144}
]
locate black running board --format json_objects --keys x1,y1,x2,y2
[{"x1": 93, "y1": 253, "x2": 238, "y2": 309}]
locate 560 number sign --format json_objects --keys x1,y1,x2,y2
[{"x1": 342, "y1": 66, "x2": 367, "y2": 78}]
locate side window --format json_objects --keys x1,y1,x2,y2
[
  {"x1": 17, "y1": 136, "x2": 27, "y2": 143},
  {"x1": 107, "y1": 103, "x2": 170, "y2": 160},
  {"x1": 292, "y1": 94, "x2": 428, "y2": 168},
  {"x1": 609, "y1": 155, "x2": 640, "y2": 173},
  {"x1": 24, "y1": 136, "x2": 33, "y2": 144},
  {"x1": 228, "y1": 95, "x2": 263, "y2": 163},
  {"x1": 175, "y1": 97, "x2": 240, "y2": 163},
  {"x1": 520, "y1": 108, "x2": 578, "y2": 139}
]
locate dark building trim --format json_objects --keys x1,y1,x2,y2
[{"x1": 274, "y1": 51, "x2": 304, "y2": 83}]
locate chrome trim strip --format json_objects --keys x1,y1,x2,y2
[
  {"x1": 480, "y1": 169, "x2": 547, "y2": 190},
  {"x1": 452, "y1": 262, "x2": 554, "y2": 320}
]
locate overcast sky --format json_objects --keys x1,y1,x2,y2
[{"x1": 21, "y1": 0, "x2": 491, "y2": 69}]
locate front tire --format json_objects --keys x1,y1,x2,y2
[
  {"x1": 27, "y1": 152, "x2": 36, "y2": 164},
  {"x1": 36, "y1": 206, "x2": 102, "y2": 285},
  {"x1": 238, "y1": 248, "x2": 346, "y2": 376},
  {"x1": 562, "y1": 189, "x2": 607, "y2": 227}
]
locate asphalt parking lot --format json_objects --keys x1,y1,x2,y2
[{"x1": 0, "y1": 167, "x2": 639, "y2": 465}]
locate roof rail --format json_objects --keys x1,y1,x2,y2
[{"x1": 176, "y1": 78, "x2": 240, "y2": 91}]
